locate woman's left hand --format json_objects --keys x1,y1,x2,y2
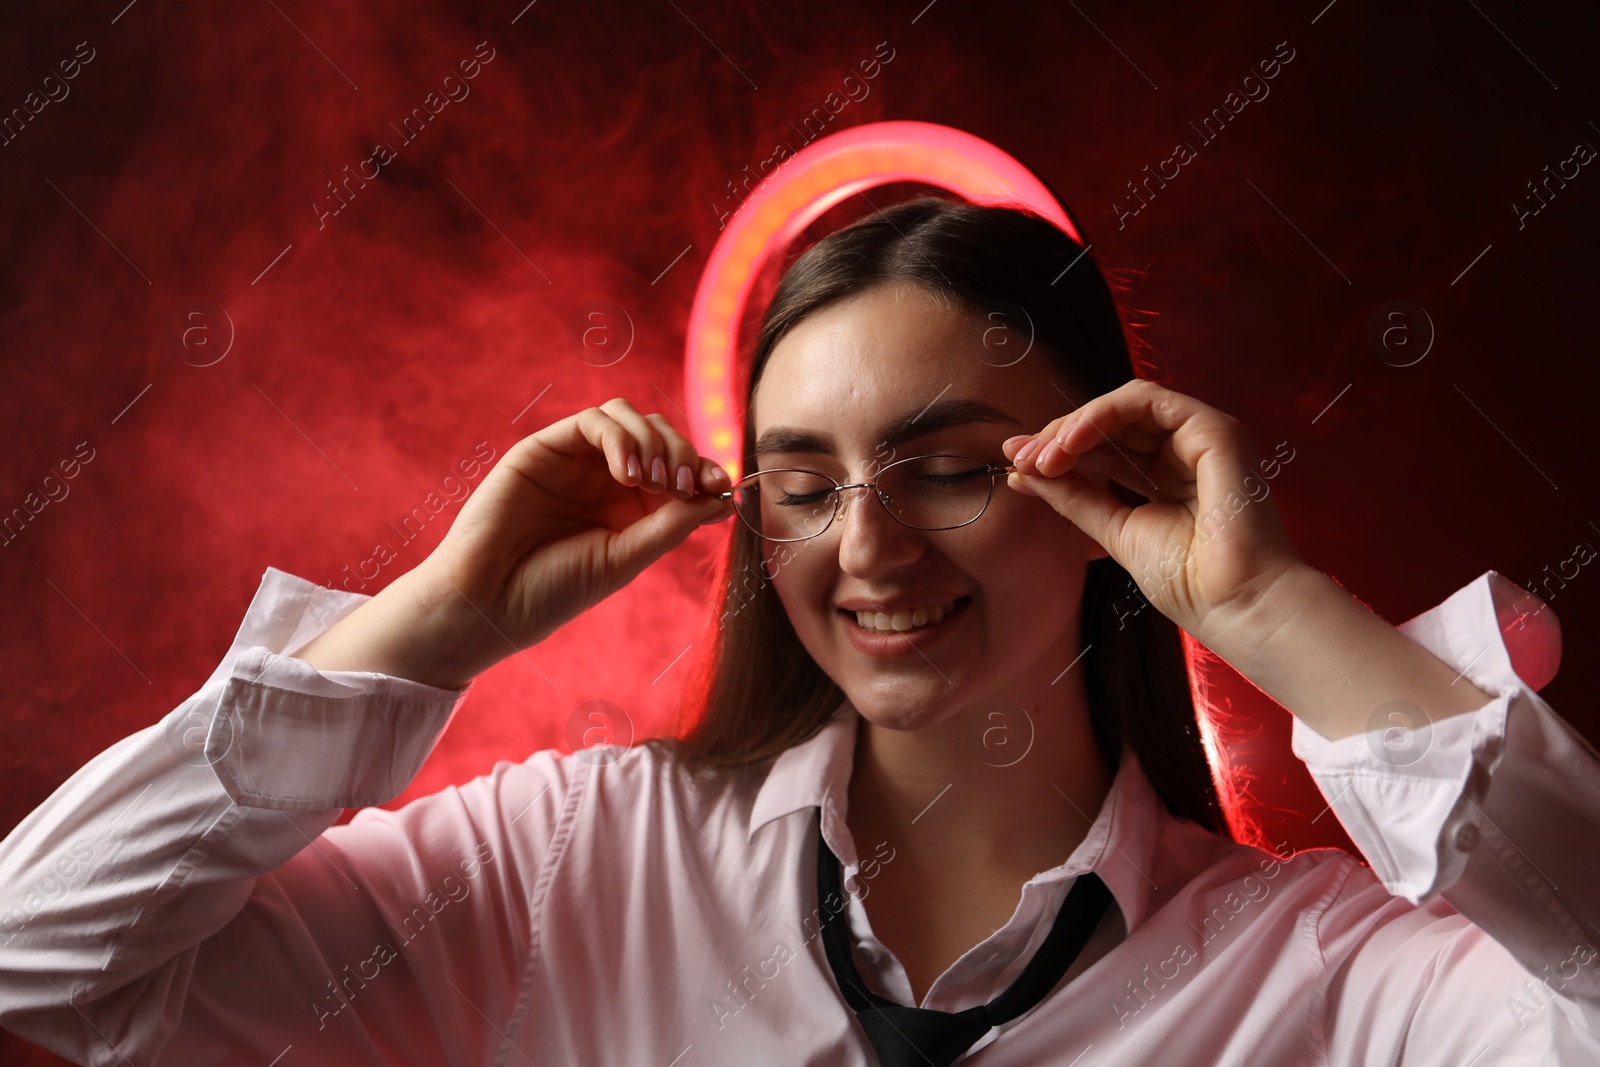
[{"x1": 1001, "y1": 378, "x2": 1308, "y2": 639}]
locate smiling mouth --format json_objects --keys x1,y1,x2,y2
[{"x1": 841, "y1": 595, "x2": 972, "y2": 634}]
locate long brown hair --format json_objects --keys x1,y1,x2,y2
[{"x1": 653, "y1": 193, "x2": 1228, "y2": 836}]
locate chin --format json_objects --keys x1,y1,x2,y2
[{"x1": 839, "y1": 682, "x2": 963, "y2": 733}]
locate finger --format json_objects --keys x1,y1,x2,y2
[
  {"x1": 1055, "y1": 379, "x2": 1217, "y2": 460},
  {"x1": 608, "y1": 491, "x2": 736, "y2": 579},
  {"x1": 695, "y1": 455, "x2": 735, "y2": 498},
  {"x1": 1006, "y1": 468, "x2": 1131, "y2": 555},
  {"x1": 1024, "y1": 380, "x2": 1234, "y2": 487},
  {"x1": 1008, "y1": 421, "x2": 1165, "y2": 462},
  {"x1": 1008, "y1": 411, "x2": 1078, "y2": 458},
  {"x1": 1060, "y1": 380, "x2": 1183, "y2": 446},
  {"x1": 1062, "y1": 441, "x2": 1178, "y2": 501},
  {"x1": 599, "y1": 397, "x2": 670, "y2": 492},
  {"x1": 643, "y1": 412, "x2": 705, "y2": 501},
  {"x1": 1003, "y1": 382, "x2": 1174, "y2": 475},
  {"x1": 1069, "y1": 421, "x2": 1167, "y2": 456},
  {"x1": 534, "y1": 408, "x2": 641, "y2": 488}
]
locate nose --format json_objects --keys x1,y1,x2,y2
[{"x1": 833, "y1": 483, "x2": 926, "y2": 578}]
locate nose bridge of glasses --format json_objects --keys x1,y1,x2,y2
[{"x1": 833, "y1": 475, "x2": 896, "y2": 520}]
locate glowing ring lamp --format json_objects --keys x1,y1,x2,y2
[{"x1": 684, "y1": 120, "x2": 1079, "y2": 479}]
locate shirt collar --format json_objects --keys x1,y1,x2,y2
[
  {"x1": 748, "y1": 698, "x2": 859, "y2": 848},
  {"x1": 747, "y1": 699, "x2": 1171, "y2": 936}
]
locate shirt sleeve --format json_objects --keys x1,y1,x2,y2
[
  {"x1": 0, "y1": 566, "x2": 573, "y2": 1066},
  {"x1": 1290, "y1": 569, "x2": 1600, "y2": 1063}
]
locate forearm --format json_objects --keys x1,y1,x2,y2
[
  {"x1": 1198, "y1": 561, "x2": 1497, "y2": 741},
  {"x1": 0, "y1": 563, "x2": 471, "y2": 1058},
  {"x1": 0, "y1": 694, "x2": 343, "y2": 1057},
  {"x1": 291, "y1": 567, "x2": 484, "y2": 691},
  {"x1": 0, "y1": 671, "x2": 465, "y2": 1062},
  {"x1": 1296, "y1": 568, "x2": 1600, "y2": 1053}
]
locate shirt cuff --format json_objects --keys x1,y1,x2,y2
[
  {"x1": 1289, "y1": 569, "x2": 1562, "y2": 903},
  {"x1": 202, "y1": 566, "x2": 471, "y2": 811}
]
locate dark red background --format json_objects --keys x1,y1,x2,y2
[{"x1": 3, "y1": 1, "x2": 1596, "y2": 1063}]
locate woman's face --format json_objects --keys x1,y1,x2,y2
[{"x1": 750, "y1": 282, "x2": 1110, "y2": 734}]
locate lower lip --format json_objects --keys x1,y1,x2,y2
[{"x1": 839, "y1": 597, "x2": 972, "y2": 658}]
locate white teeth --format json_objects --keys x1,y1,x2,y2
[{"x1": 853, "y1": 598, "x2": 960, "y2": 633}]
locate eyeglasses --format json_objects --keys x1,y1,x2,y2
[{"x1": 714, "y1": 454, "x2": 1019, "y2": 543}]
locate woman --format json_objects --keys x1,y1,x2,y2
[{"x1": 0, "y1": 196, "x2": 1594, "y2": 1065}]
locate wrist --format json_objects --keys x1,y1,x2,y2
[
  {"x1": 381, "y1": 567, "x2": 491, "y2": 690},
  {"x1": 1192, "y1": 560, "x2": 1498, "y2": 741},
  {"x1": 1193, "y1": 556, "x2": 1326, "y2": 663},
  {"x1": 1190, "y1": 561, "x2": 1357, "y2": 736}
]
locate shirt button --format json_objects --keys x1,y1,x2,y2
[{"x1": 1452, "y1": 821, "x2": 1481, "y2": 852}]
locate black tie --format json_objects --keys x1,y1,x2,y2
[{"x1": 815, "y1": 810, "x2": 1112, "y2": 1067}]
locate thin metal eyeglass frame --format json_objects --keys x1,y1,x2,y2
[{"x1": 712, "y1": 454, "x2": 1021, "y2": 543}]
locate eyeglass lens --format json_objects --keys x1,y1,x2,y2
[{"x1": 732, "y1": 456, "x2": 996, "y2": 541}]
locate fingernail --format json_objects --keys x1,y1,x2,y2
[
  {"x1": 651, "y1": 455, "x2": 667, "y2": 488},
  {"x1": 1036, "y1": 439, "x2": 1063, "y2": 471},
  {"x1": 1002, "y1": 434, "x2": 1031, "y2": 456},
  {"x1": 676, "y1": 464, "x2": 693, "y2": 494},
  {"x1": 626, "y1": 452, "x2": 641, "y2": 482},
  {"x1": 1014, "y1": 438, "x2": 1042, "y2": 467},
  {"x1": 1008, "y1": 472, "x2": 1039, "y2": 497},
  {"x1": 710, "y1": 467, "x2": 732, "y2": 486}
]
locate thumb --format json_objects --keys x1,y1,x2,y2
[
  {"x1": 608, "y1": 493, "x2": 734, "y2": 571},
  {"x1": 1006, "y1": 468, "x2": 1124, "y2": 554}
]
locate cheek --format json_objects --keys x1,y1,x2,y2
[
  {"x1": 965, "y1": 506, "x2": 1089, "y2": 627},
  {"x1": 768, "y1": 556, "x2": 829, "y2": 633}
]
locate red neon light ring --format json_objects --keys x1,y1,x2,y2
[{"x1": 684, "y1": 120, "x2": 1077, "y2": 480}]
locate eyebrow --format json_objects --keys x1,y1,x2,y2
[{"x1": 753, "y1": 396, "x2": 1023, "y2": 457}]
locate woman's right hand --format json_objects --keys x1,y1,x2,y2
[{"x1": 291, "y1": 398, "x2": 735, "y2": 690}]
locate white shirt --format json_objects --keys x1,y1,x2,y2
[{"x1": 0, "y1": 565, "x2": 1595, "y2": 1065}]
